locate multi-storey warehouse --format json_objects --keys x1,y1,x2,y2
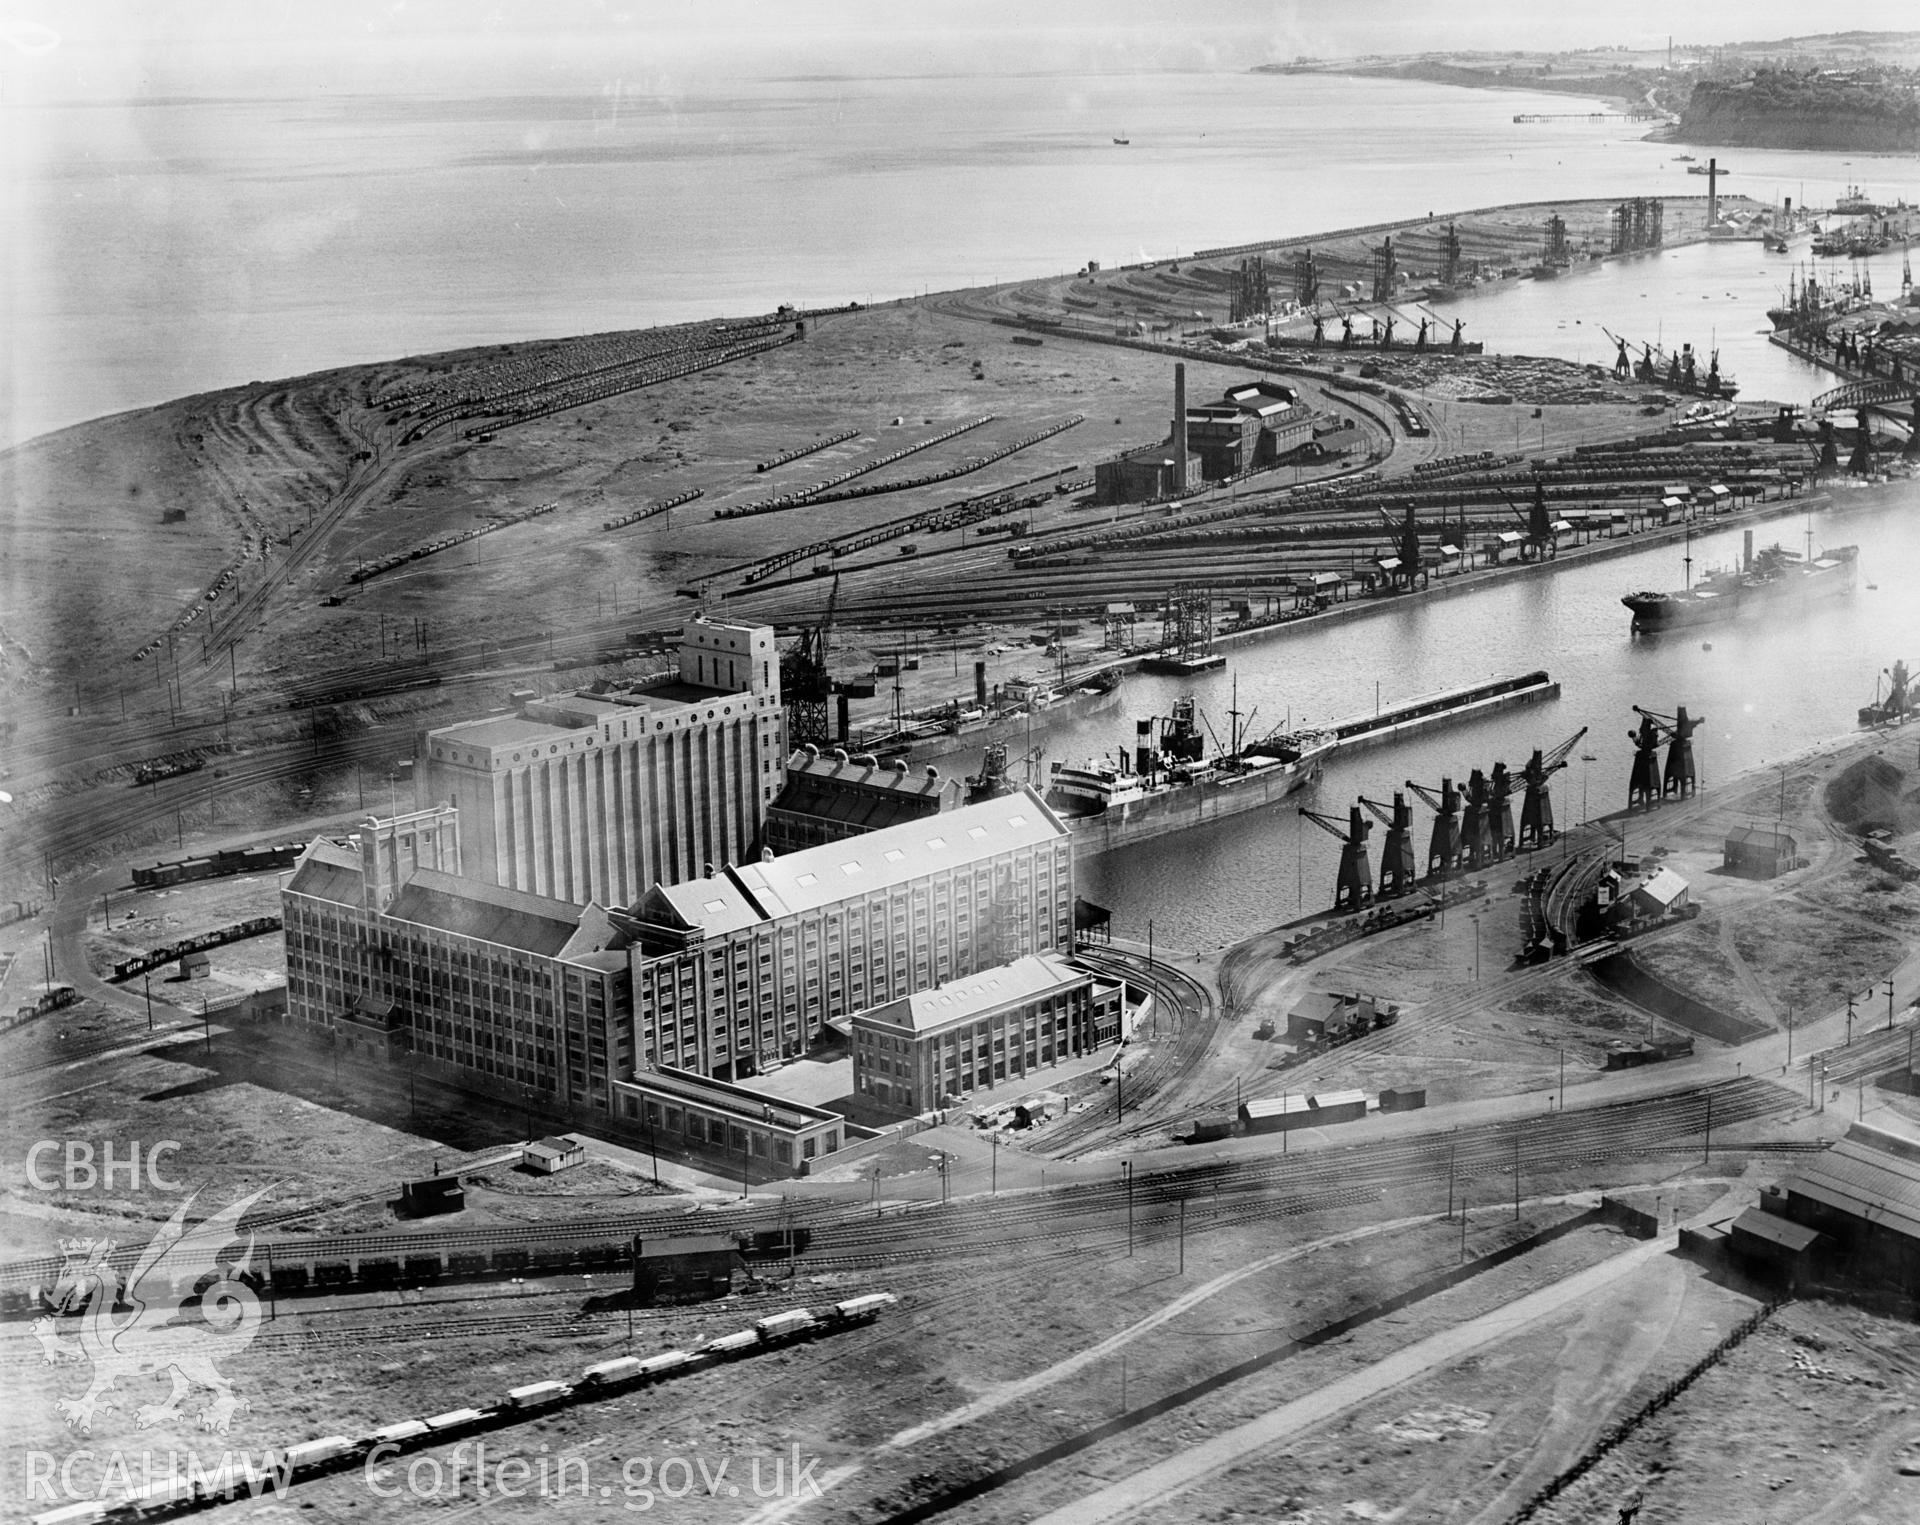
[
  {"x1": 282, "y1": 789, "x2": 1073, "y2": 1110},
  {"x1": 282, "y1": 809, "x2": 635, "y2": 1116},
  {"x1": 415, "y1": 616, "x2": 785, "y2": 908},
  {"x1": 627, "y1": 787, "x2": 1074, "y2": 1079}
]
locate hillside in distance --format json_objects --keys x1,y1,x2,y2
[{"x1": 1678, "y1": 67, "x2": 1920, "y2": 151}]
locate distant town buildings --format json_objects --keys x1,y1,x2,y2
[{"x1": 415, "y1": 616, "x2": 785, "y2": 908}]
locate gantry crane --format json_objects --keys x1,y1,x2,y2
[
  {"x1": 1518, "y1": 727, "x2": 1587, "y2": 847},
  {"x1": 1459, "y1": 769, "x2": 1493, "y2": 871},
  {"x1": 1634, "y1": 704, "x2": 1703, "y2": 799},
  {"x1": 1300, "y1": 804, "x2": 1373, "y2": 911},
  {"x1": 1487, "y1": 761, "x2": 1517, "y2": 858},
  {"x1": 1360, "y1": 793, "x2": 1418, "y2": 897},
  {"x1": 1405, "y1": 776, "x2": 1463, "y2": 877}
]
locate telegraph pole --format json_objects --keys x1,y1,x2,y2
[{"x1": 1123, "y1": 1161, "x2": 1134, "y2": 1256}]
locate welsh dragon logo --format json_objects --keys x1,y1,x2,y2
[{"x1": 32, "y1": 1188, "x2": 269, "y2": 1434}]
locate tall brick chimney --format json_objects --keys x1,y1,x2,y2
[{"x1": 1172, "y1": 363, "x2": 1188, "y2": 487}]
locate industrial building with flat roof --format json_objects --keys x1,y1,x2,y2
[
  {"x1": 416, "y1": 616, "x2": 785, "y2": 908},
  {"x1": 612, "y1": 1065, "x2": 847, "y2": 1174},
  {"x1": 848, "y1": 951, "x2": 1123, "y2": 1116},
  {"x1": 628, "y1": 787, "x2": 1075, "y2": 1080},
  {"x1": 1094, "y1": 364, "x2": 1312, "y2": 506}
]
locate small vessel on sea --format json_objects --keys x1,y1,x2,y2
[
  {"x1": 1624, "y1": 541, "x2": 1859, "y2": 632},
  {"x1": 1673, "y1": 153, "x2": 1696, "y2": 162},
  {"x1": 1686, "y1": 162, "x2": 1724, "y2": 176},
  {"x1": 1113, "y1": 135, "x2": 1130, "y2": 145}
]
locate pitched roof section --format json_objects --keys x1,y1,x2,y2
[
  {"x1": 733, "y1": 787, "x2": 1065, "y2": 920},
  {"x1": 285, "y1": 838, "x2": 365, "y2": 908},
  {"x1": 384, "y1": 868, "x2": 589, "y2": 957},
  {"x1": 1781, "y1": 1120, "x2": 1920, "y2": 1243},
  {"x1": 877, "y1": 952, "x2": 1086, "y2": 1034}
]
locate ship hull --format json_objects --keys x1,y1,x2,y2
[
  {"x1": 1625, "y1": 551, "x2": 1856, "y2": 632},
  {"x1": 1061, "y1": 748, "x2": 1330, "y2": 857},
  {"x1": 883, "y1": 679, "x2": 1123, "y2": 762}
]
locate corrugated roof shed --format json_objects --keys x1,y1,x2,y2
[
  {"x1": 1310, "y1": 1089, "x2": 1369, "y2": 1109},
  {"x1": 1781, "y1": 1121, "x2": 1920, "y2": 1243},
  {"x1": 1636, "y1": 866, "x2": 1689, "y2": 908}
]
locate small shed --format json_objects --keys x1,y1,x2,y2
[
  {"x1": 1724, "y1": 825, "x2": 1796, "y2": 879},
  {"x1": 1308, "y1": 1089, "x2": 1369, "y2": 1126},
  {"x1": 1379, "y1": 1086, "x2": 1428, "y2": 1113},
  {"x1": 1707, "y1": 483, "x2": 1733, "y2": 511},
  {"x1": 179, "y1": 950, "x2": 211, "y2": 980},
  {"x1": 1489, "y1": 530, "x2": 1525, "y2": 564},
  {"x1": 1730, "y1": 1207, "x2": 1823, "y2": 1283},
  {"x1": 632, "y1": 1234, "x2": 742, "y2": 1305},
  {"x1": 522, "y1": 1135, "x2": 588, "y2": 1174},
  {"x1": 1656, "y1": 495, "x2": 1687, "y2": 524},
  {"x1": 400, "y1": 1174, "x2": 466, "y2": 1218},
  {"x1": 1239, "y1": 1093, "x2": 1315, "y2": 1134},
  {"x1": 1629, "y1": 866, "x2": 1689, "y2": 919}
]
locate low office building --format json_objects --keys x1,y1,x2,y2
[
  {"x1": 761, "y1": 746, "x2": 964, "y2": 854},
  {"x1": 613, "y1": 1066, "x2": 846, "y2": 1175},
  {"x1": 629, "y1": 787, "x2": 1074, "y2": 1080},
  {"x1": 849, "y1": 951, "x2": 1123, "y2": 1116},
  {"x1": 416, "y1": 616, "x2": 785, "y2": 908}
]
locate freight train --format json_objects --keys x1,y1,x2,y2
[
  {"x1": 28, "y1": 1296, "x2": 896, "y2": 1525},
  {"x1": 109, "y1": 916, "x2": 281, "y2": 983},
  {"x1": 132, "y1": 842, "x2": 311, "y2": 890}
]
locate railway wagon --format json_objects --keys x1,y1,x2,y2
[
  {"x1": 753, "y1": 1309, "x2": 816, "y2": 1341},
  {"x1": 506, "y1": 1380, "x2": 570, "y2": 1409}
]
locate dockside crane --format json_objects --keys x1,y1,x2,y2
[
  {"x1": 1405, "y1": 776, "x2": 1463, "y2": 877},
  {"x1": 1627, "y1": 708, "x2": 1667, "y2": 809},
  {"x1": 1374, "y1": 505, "x2": 1426, "y2": 590},
  {"x1": 1495, "y1": 479, "x2": 1558, "y2": 561},
  {"x1": 781, "y1": 572, "x2": 839, "y2": 748},
  {"x1": 1488, "y1": 760, "x2": 1517, "y2": 857},
  {"x1": 1518, "y1": 726, "x2": 1588, "y2": 847},
  {"x1": 1360, "y1": 793, "x2": 1419, "y2": 897},
  {"x1": 1300, "y1": 804, "x2": 1374, "y2": 911},
  {"x1": 1634, "y1": 704, "x2": 1702, "y2": 798},
  {"x1": 1459, "y1": 768, "x2": 1493, "y2": 870}
]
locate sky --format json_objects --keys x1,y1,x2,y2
[{"x1": 5, "y1": 2, "x2": 1920, "y2": 101}]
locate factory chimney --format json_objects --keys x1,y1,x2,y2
[
  {"x1": 1172, "y1": 363, "x2": 1188, "y2": 486},
  {"x1": 1707, "y1": 158, "x2": 1719, "y2": 228}
]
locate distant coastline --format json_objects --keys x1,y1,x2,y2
[{"x1": 1254, "y1": 59, "x2": 1648, "y2": 118}]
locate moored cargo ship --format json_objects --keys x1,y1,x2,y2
[
  {"x1": 1047, "y1": 693, "x2": 1335, "y2": 858},
  {"x1": 1623, "y1": 543, "x2": 1858, "y2": 632},
  {"x1": 1053, "y1": 671, "x2": 1559, "y2": 857}
]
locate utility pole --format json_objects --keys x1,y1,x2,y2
[
  {"x1": 1447, "y1": 1140, "x2": 1455, "y2": 1220},
  {"x1": 202, "y1": 996, "x2": 211, "y2": 1058},
  {"x1": 1459, "y1": 1192, "x2": 1468, "y2": 1262},
  {"x1": 1703, "y1": 1090, "x2": 1713, "y2": 1161},
  {"x1": 143, "y1": 973, "x2": 154, "y2": 1030},
  {"x1": 1847, "y1": 993, "x2": 1856, "y2": 1047},
  {"x1": 1888, "y1": 979, "x2": 1897, "y2": 1031},
  {"x1": 991, "y1": 1131, "x2": 999, "y2": 1195},
  {"x1": 1178, "y1": 1197, "x2": 1186, "y2": 1274},
  {"x1": 1558, "y1": 1047, "x2": 1565, "y2": 1110},
  {"x1": 1123, "y1": 1161, "x2": 1134, "y2": 1256},
  {"x1": 1513, "y1": 1132, "x2": 1521, "y2": 1220}
]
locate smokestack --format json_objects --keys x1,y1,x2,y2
[
  {"x1": 1708, "y1": 158, "x2": 1719, "y2": 227},
  {"x1": 974, "y1": 660, "x2": 988, "y2": 707},
  {"x1": 1173, "y1": 363, "x2": 1189, "y2": 489},
  {"x1": 1743, "y1": 529, "x2": 1753, "y2": 572}
]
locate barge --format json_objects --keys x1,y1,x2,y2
[{"x1": 1327, "y1": 670, "x2": 1560, "y2": 755}]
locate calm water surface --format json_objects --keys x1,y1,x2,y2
[{"x1": 10, "y1": 68, "x2": 1916, "y2": 442}]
